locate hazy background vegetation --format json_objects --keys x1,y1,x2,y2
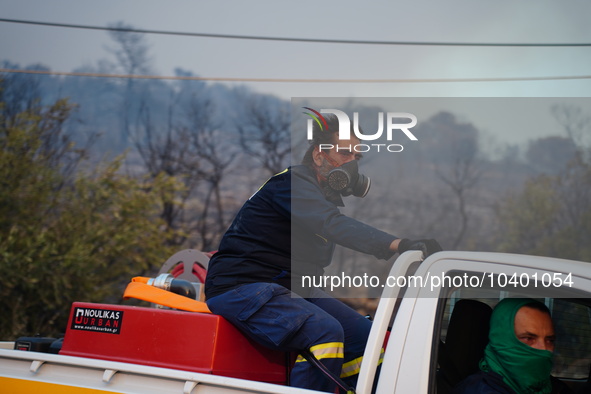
[{"x1": 1, "y1": 27, "x2": 590, "y2": 338}]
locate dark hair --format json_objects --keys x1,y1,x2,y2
[
  {"x1": 301, "y1": 113, "x2": 362, "y2": 167},
  {"x1": 523, "y1": 301, "x2": 552, "y2": 316},
  {"x1": 301, "y1": 114, "x2": 339, "y2": 167}
]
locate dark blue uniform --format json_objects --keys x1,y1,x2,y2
[
  {"x1": 206, "y1": 165, "x2": 396, "y2": 299},
  {"x1": 453, "y1": 371, "x2": 574, "y2": 394},
  {"x1": 205, "y1": 165, "x2": 397, "y2": 392}
]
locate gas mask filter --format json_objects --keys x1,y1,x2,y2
[{"x1": 327, "y1": 160, "x2": 371, "y2": 198}]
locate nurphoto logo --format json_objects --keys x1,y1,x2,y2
[{"x1": 303, "y1": 107, "x2": 418, "y2": 153}]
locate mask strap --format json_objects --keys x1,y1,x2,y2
[
  {"x1": 314, "y1": 150, "x2": 339, "y2": 184},
  {"x1": 320, "y1": 150, "x2": 341, "y2": 168}
]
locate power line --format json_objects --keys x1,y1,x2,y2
[
  {"x1": 2, "y1": 67, "x2": 590, "y2": 83},
  {"x1": 1, "y1": 17, "x2": 591, "y2": 47}
]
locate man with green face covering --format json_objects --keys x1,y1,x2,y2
[{"x1": 453, "y1": 298, "x2": 572, "y2": 394}]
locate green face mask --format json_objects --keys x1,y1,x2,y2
[{"x1": 480, "y1": 298, "x2": 553, "y2": 394}]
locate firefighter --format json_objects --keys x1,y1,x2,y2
[{"x1": 204, "y1": 114, "x2": 441, "y2": 393}]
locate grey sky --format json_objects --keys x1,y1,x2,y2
[
  {"x1": 2, "y1": 0, "x2": 591, "y2": 100},
  {"x1": 1, "y1": 0, "x2": 590, "y2": 147}
]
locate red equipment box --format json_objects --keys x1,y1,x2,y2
[{"x1": 60, "y1": 302, "x2": 289, "y2": 384}]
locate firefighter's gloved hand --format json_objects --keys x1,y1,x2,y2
[{"x1": 398, "y1": 238, "x2": 442, "y2": 257}]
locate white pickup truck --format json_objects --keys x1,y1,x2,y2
[{"x1": 1, "y1": 250, "x2": 591, "y2": 394}]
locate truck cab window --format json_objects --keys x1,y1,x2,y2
[{"x1": 436, "y1": 289, "x2": 591, "y2": 394}]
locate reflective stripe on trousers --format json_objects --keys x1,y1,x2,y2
[
  {"x1": 295, "y1": 342, "x2": 345, "y2": 363},
  {"x1": 206, "y1": 283, "x2": 375, "y2": 393}
]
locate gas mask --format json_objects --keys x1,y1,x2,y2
[{"x1": 327, "y1": 160, "x2": 371, "y2": 198}]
